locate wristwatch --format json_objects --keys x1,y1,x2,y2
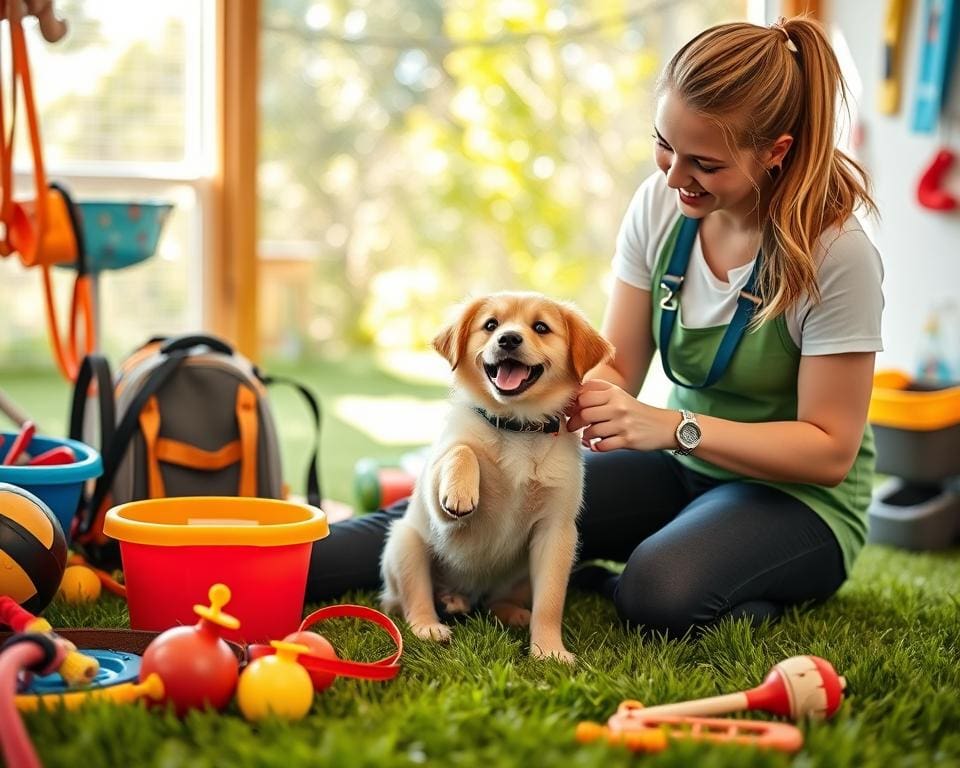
[{"x1": 674, "y1": 409, "x2": 702, "y2": 455}]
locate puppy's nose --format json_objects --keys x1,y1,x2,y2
[{"x1": 498, "y1": 332, "x2": 523, "y2": 350}]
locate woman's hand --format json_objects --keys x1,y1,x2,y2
[{"x1": 566, "y1": 379, "x2": 676, "y2": 452}]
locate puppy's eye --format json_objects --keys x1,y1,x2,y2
[
  {"x1": 483, "y1": 318, "x2": 499, "y2": 332},
  {"x1": 533, "y1": 321, "x2": 550, "y2": 334}
]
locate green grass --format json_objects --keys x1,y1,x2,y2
[
  {"x1": 3, "y1": 358, "x2": 960, "y2": 766},
  {"x1": 18, "y1": 545, "x2": 960, "y2": 767}
]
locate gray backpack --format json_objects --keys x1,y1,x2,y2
[{"x1": 69, "y1": 334, "x2": 321, "y2": 566}]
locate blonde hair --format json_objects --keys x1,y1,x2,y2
[{"x1": 659, "y1": 17, "x2": 876, "y2": 321}]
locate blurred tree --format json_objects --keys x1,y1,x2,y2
[
  {"x1": 259, "y1": 0, "x2": 745, "y2": 358},
  {"x1": 39, "y1": 23, "x2": 186, "y2": 162}
]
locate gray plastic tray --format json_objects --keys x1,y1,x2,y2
[
  {"x1": 867, "y1": 477, "x2": 960, "y2": 551},
  {"x1": 872, "y1": 423, "x2": 960, "y2": 483}
]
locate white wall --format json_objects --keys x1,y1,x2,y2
[{"x1": 827, "y1": 0, "x2": 960, "y2": 374}]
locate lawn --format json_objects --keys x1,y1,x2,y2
[{"x1": 2, "y1": 356, "x2": 960, "y2": 767}]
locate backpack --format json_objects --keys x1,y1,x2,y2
[{"x1": 69, "y1": 333, "x2": 322, "y2": 567}]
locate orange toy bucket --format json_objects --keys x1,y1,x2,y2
[{"x1": 103, "y1": 497, "x2": 328, "y2": 643}]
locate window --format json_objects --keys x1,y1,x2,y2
[
  {"x1": 258, "y1": 0, "x2": 751, "y2": 360},
  {"x1": 0, "y1": 0, "x2": 215, "y2": 367}
]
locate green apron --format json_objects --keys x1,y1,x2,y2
[{"x1": 651, "y1": 216, "x2": 875, "y2": 575}]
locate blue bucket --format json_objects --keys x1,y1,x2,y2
[
  {"x1": 71, "y1": 200, "x2": 173, "y2": 273},
  {"x1": 0, "y1": 433, "x2": 102, "y2": 541}
]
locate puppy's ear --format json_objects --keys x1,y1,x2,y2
[
  {"x1": 433, "y1": 297, "x2": 486, "y2": 370},
  {"x1": 564, "y1": 304, "x2": 615, "y2": 380}
]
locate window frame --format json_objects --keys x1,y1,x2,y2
[{"x1": 9, "y1": 0, "x2": 250, "y2": 357}]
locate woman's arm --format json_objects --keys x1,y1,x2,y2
[
  {"x1": 572, "y1": 351, "x2": 875, "y2": 487},
  {"x1": 691, "y1": 352, "x2": 875, "y2": 485},
  {"x1": 585, "y1": 278, "x2": 656, "y2": 394}
]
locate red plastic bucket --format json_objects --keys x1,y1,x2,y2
[{"x1": 103, "y1": 497, "x2": 328, "y2": 643}]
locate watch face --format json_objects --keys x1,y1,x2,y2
[{"x1": 678, "y1": 421, "x2": 701, "y2": 446}]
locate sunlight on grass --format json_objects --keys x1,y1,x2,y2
[
  {"x1": 334, "y1": 395, "x2": 449, "y2": 445},
  {"x1": 376, "y1": 348, "x2": 453, "y2": 387}
]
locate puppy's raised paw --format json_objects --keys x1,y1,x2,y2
[
  {"x1": 411, "y1": 621, "x2": 453, "y2": 643},
  {"x1": 439, "y1": 484, "x2": 478, "y2": 518},
  {"x1": 530, "y1": 644, "x2": 576, "y2": 665}
]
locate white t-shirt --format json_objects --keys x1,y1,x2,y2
[{"x1": 612, "y1": 173, "x2": 884, "y2": 355}]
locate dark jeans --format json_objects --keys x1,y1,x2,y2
[{"x1": 306, "y1": 449, "x2": 846, "y2": 637}]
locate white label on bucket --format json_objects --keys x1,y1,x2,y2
[{"x1": 187, "y1": 518, "x2": 260, "y2": 526}]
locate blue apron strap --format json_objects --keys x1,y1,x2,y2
[
  {"x1": 658, "y1": 215, "x2": 763, "y2": 390},
  {"x1": 658, "y1": 215, "x2": 699, "y2": 311}
]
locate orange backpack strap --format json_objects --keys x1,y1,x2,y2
[
  {"x1": 236, "y1": 384, "x2": 259, "y2": 497},
  {"x1": 155, "y1": 439, "x2": 242, "y2": 471},
  {"x1": 139, "y1": 396, "x2": 165, "y2": 499},
  {"x1": 132, "y1": 385, "x2": 257, "y2": 500}
]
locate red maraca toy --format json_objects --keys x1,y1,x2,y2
[
  {"x1": 638, "y1": 655, "x2": 846, "y2": 721},
  {"x1": 139, "y1": 583, "x2": 240, "y2": 716}
]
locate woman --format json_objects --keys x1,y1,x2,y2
[{"x1": 308, "y1": 16, "x2": 884, "y2": 638}]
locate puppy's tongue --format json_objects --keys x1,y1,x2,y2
[{"x1": 495, "y1": 361, "x2": 530, "y2": 391}]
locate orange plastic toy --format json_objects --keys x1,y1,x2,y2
[
  {"x1": 576, "y1": 700, "x2": 805, "y2": 753},
  {"x1": 57, "y1": 564, "x2": 102, "y2": 603}
]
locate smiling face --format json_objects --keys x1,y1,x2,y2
[
  {"x1": 654, "y1": 89, "x2": 775, "y2": 223},
  {"x1": 433, "y1": 292, "x2": 613, "y2": 421}
]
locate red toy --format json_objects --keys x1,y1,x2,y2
[
  {"x1": 2, "y1": 421, "x2": 35, "y2": 465},
  {"x1": 139, "y1": 583, "x2": 240, "y2": 716},
  {"x1": 917, "y1": 148, "x2": 959, "y2": 212},
  {"x1": 27, "y1": 445, "x2": 76, "y2": 466},
  {"x1": 354, "y1": 458, "x2": 416, "y2": 512},
  {"x1": 0, "y1": 632, "x2": 68, "y2": 768},
  {"x1": 282, "y1": 630, "x2": 338, "y2": 691},
  {"x1": 0, "y1": 596, "x2": 100, "y2": 768},
  {"x1": 246, "y1": 604, "x2": 403, "y2": 693},
  {"x1": 637, "y1": 655, "x2": 846, "y2": 721}
]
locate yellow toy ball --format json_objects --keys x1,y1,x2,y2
[
  {"x1": 0, "y1": 483, "x2": 67, "y2": 613},
  {"x1": 237, "y1": 640, "x2": 314, "y2": 722},
  {"x1": 59, "y1": 564, "x2": 102, "y2": 603}
]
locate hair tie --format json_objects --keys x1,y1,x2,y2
[{"x1": 770, "y1": 17, "x2": 799, "y2": 53}]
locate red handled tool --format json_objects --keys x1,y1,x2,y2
[{"x1": 2, "y1": 421, "x2": 35, "y2": 465}]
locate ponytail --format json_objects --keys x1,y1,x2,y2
[{"x1": 660, "y1": 17, "x2": 876, "y2": 322}]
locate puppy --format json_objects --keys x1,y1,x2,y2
[{"x1": 379, "y1": 292, "x2": 613, "y2": 662}]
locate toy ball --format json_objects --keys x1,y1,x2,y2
[
  {"x1": 140, "y1": 583, "x2": 241, "y2": 717},
  {"x1": 283, "y1": 630, "x2": 339, "y2": 692},
  {"x1": 237, "y1": 640, "x2": 314, "y2": 722},
  {"x1": 58, "y1": 564, "x2": 102, "y2": 603},
  {"x1": 0, "y1": 482, "x2": 67, "y2": 614}
]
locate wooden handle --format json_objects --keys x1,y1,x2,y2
[{"x1": 631, "y1": 692, "x2": 749, "y2": 718}]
